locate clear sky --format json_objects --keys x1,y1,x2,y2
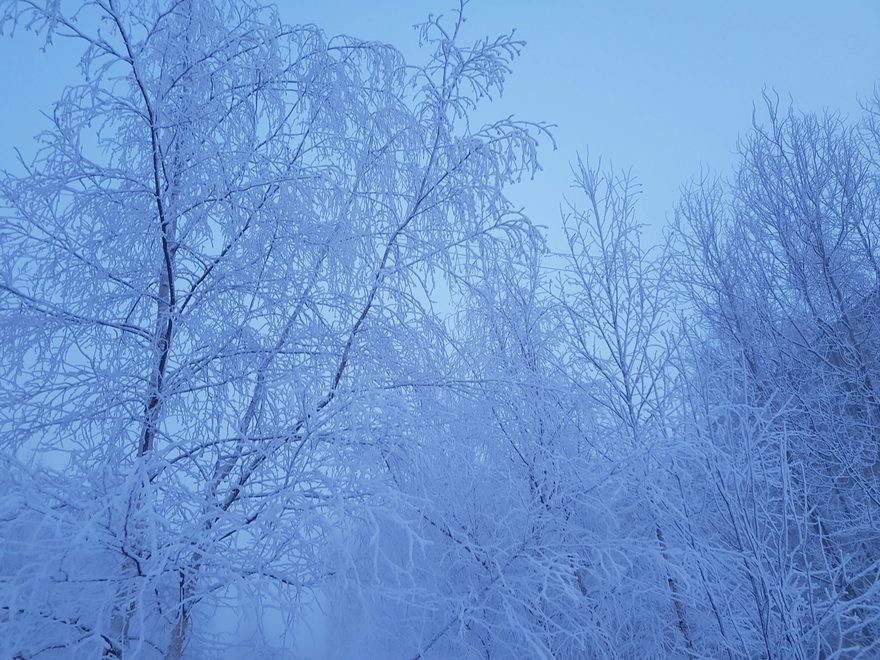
[{"x1": 2, "y1": 1, "x2": 879, "y2": 246}]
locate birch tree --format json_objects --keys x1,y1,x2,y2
[
  {"x1": 672, "y1": 95, "x2": 880, "y2": 658},
  {"x1": 555, "y1": 156, "x2": 698, "y2": 657},
  {"x1": 0, "y1": 1, "x2": 547, "y2": 656}
]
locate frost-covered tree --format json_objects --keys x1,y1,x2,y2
[
  {"x1": 0, "y1": 1, "x2": 547, "y2": 657},
  {"x1": 3, "y1": 1, "x2": 879, "y2": 657},
  {"x1": 554, "y1": 157, "x2": 697, "y2": 658},
  {"x1": 671, "y1": 94, "x2": 880, "y2": 658}
]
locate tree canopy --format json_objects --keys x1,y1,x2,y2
[{"x1": 1, "y1": 2, "x2": 878, "y2": 658}]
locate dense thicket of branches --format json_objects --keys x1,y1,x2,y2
[{"x1": 0, "y1": 1, "x2": 877, "y2": 658}]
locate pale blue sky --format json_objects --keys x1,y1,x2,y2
[{"x1": 2, "y1": 1, "x2": 879, "y2": 244}]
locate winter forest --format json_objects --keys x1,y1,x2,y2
[{"x1": 0, "y1": 1, "x2": 878, "y2": 658}]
